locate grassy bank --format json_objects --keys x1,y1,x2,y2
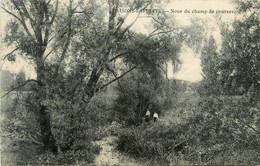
[{"x1": 116, "y1": 93, "x2": 260, "y2": 165}]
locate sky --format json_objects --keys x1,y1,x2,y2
[
  {"x1": 0, "y1": 0, "x2": 236, "y2": 82},
  {"x1": 127, "y1": 0, "x2": 236, "y2": 82}
]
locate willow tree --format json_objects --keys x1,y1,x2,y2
[
  {"x1": 68, "y1": 0, "x2": 203, "y2": 97},
  {"x1": 1, "y1": 0, "x2": 80, "y2": 152}
]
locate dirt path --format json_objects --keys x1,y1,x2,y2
[{"x1": 94, "y1": 136, "x2": 139, "y2": 166}]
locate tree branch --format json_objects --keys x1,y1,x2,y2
[
  {"x1": 1, "y1": 47, "x2": 20, "y2": 60},
  {"x1": 50, "y1": 0, "x2": 59, "y2": 25},
  {"x1": 1, "y1": 79, "x2": 38, "y2": 99},
  {"x1": 54, "y1": 1, "x2": 74, "y2": 74},
  {"x1": 114, "y1": 3, "x2": 135, "y2": 36},
  {"x1": 116, "y1": 1, "x2": 151, "y2": 40},
  {"x1": 10, "y1": 0, "x2": 36, "y2": 42},
  {"x1": 108, "y1": 52, "x2": 128, "y2": 62},
  {"x1": 117, "y1": 12, "x2": 141, "y2": 39},
  {"x1": 1, "y1": 6, "x2": 22, "y2": 22},
  {"x1": 106, "y1": 65, "x2": 126, "y2": 97},
  {"x1": 236, "y1": 116, "x2": 260, "y2": 135},
  {"x1": 100, "y1": 65, "x2": 138, "y2": 90},
  {"x1": 43, "y1": 49, "x2": 54, "y2": 61},
  {"x1": 19, "y1": 1, "x2": 35, "y2": 24},
  {"x1": 73, "y1": 11, "x2": 93, "y2": 15}
]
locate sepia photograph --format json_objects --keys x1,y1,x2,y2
[{"x1": 0, "y1": 0, "x2": 259, "y2": 165}]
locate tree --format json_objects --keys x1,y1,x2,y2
[
  {"x1": 200, "y1": 36, "x2": 221, "y2": 95},
  {"x1": 217, "y1": 0, "x2": 260, "y2": 96},
  {"x1": 195, "y1": 1, "x2": 260, "y2": 162},
  {"x1": 2, "y1": 0, "x2": 63, "y2": 152},
  {"x1": 114, "y1": 69, "x2": 166, "y2": 125},
  {"x1": 1, "y1": 0, "x2": 204, "y2": 156},
  {"x1": 65, "y1": 0, "x2": 204, "y2": 99}
]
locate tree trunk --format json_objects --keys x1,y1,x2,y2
[
  {"x1": 37, "y1": 59, "x2": 57, "y2": 152},
  {"x1": 38, "y1": 105, "x2": 57, "y2": 152}
]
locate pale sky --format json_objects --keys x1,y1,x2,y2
[
  {"x1": 128, "y1": 0, "x2": 236, "y2": 82},
  {"x1": 0, "y1": 0, "x2": 236, "y2": 82}
]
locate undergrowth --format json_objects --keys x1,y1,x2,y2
[{"x1": 117, "y1": 95, "x2": 260, "y2": 165}]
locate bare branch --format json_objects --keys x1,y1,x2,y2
[
  {"x1": 148, "y1": 29, "x2": 180, "y2": 38},
  {"x1": 19, "y1": 1, "x2": 35, "y2": 24},
  {"x1": 43, "y1": 0, "x2": 54, "y2": 47},
  {"x1": 116, "y1": 1, "x2": 152, "y2": 39},
  {"x1": 100, "y1": 65, "x2": 138, "y2": 90},
  {"x1": 236, "y1": 117, "x2": 260, "y2": 135},
  {"x1": 54, "y1": 0, "x2": 73, "y2": 74},
  {"x1": 114, "y1": 3, "x2": 135, "y2": 35},
  {"x1": 1, "y1": 79, "x2": 38, "y2": 99},
  {"x1": 109, "y1": 52, "x2": 128, "y2": 62},
  {"x1": 117, "y1": 12, "x2": 141, "y2": 39},
  {"x1": 11, "y1": 0, "x2": 36, "y2": 42},
  {"x1": 1, "y1": 47, "x2": 20, "y2": 60},
  {"x1": 106, "y1": 65, "x2": 127, "y2": 97},
  {"x1": 49, "y1": 0, "x2": 59, "y2": 25},
  {"x1": 73, "y1": 11, "x2": 93, "y2": 15},
  {"x1": 1, "y1": 7, "x2": 22, "y2": 22},
  {"x1": 47, "y1": 0, "x2": 52, "y2": 5},
  {"x1": 43, "y1": 49, "x2": 54, "y2": 61}
]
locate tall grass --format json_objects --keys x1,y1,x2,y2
[{"x1": 117, "y1": 93, "x2": 260, "y2": 165}]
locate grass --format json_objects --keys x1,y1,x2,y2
[
  {"x1": 2, "y1": 90, "x2": 260, "y2": 165},
  {"x1": 116, "y1": 92, "x2": 260, "y2": 165}
]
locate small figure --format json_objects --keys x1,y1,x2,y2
[
  {"x1": 145, "y1": 109, "x2": 150, "y2": 122},
  {"x1": 142, "y1": 117, "x2": 145, "y2": 123},
  {"x1": 153, "y1": 112, "x2": 158, "y2": 122}
]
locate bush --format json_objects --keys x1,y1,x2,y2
[
  {"x1": 116, "y1": 122, "x2": 196, "y2": 165},
  {"x1": 117, "y1": 93, "x2": 260, "y2": 165},
  {"x1": 1, "y1": 90, "x2": 110, "y2": 165},
  {"x1": 113, "y1": 70, "x2": 172, "y2": 126},
  {"x1": 189, "y1": 95, "x2": 260, "y2": 164},
  {"x1": 1, "y1": 93, "x2": 43, "y2": 165}
]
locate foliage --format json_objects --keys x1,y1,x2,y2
[
  {"x1": 0, "y1": 86, "x2": 105, "y2": 165},
  {"x1": 117, "y1": 120, "x2": 201, "y2": 165},
  {"x1": 196, "y1": 1, "x2": 260, "y2": 163},
  {"x1": 95, "y1": 121, "x2": 124, "y2": 140},
  {"x1": 195, "y1": 95, "x2": 260, "y2": 164},
  {"x1": 113, "y1": 69, "x2": 175, "y2": 125},
  {"x1": 1, "y1": 0, "x2": 69, "y2": 152},
  {"x1": 199, "y1": 0, "x2": 260, "y2": 97},
  {"x1": 199, "y1": 36, "x2": 221, "y2": 95},
  {"x1": 117, "y1": 91, "x2": 260, "y2": 165},
  {"x1": 1, "y1": 93, "x2": 42, "y2": 165},
  {"x1": 1, "y1": 0, "x2": 199, "y2": 156},
  {"x1": 117, "y1": 125, "x2": 169, "y2": 165}
]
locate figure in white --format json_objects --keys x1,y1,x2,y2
[
  {"x1": 153, "y1": 112, "x2": 158, "y2": 122},
  {"x1": 145, "y1": 109, "x2": 150, "y2": 122}
]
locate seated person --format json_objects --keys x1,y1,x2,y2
[
  {"x1": 153, "y1": 112, "x2": 158, "y2": 122},
  {"x1": 145, "y1": 109, "x2": 150, "y2": 122}
]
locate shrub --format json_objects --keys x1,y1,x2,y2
[
  {"x1": 117, "y1": 93, "x2": 260, "y2": 165},
  {"x1": 113, "y1": 70, "x2": 172, "y2": 126},
  {"x1": 189, "y1": 95, "x2": 260, "y2": 164},
  {"x1": 1, "y1": 92, "x2": 43, "y2": 165},
  {"x1": 116, "y1": 122, "x2": 195, "y2": 165}
]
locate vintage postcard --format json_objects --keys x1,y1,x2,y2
[{"x1": 1, "y1": 0, "x2": 259, "y2": 165}]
